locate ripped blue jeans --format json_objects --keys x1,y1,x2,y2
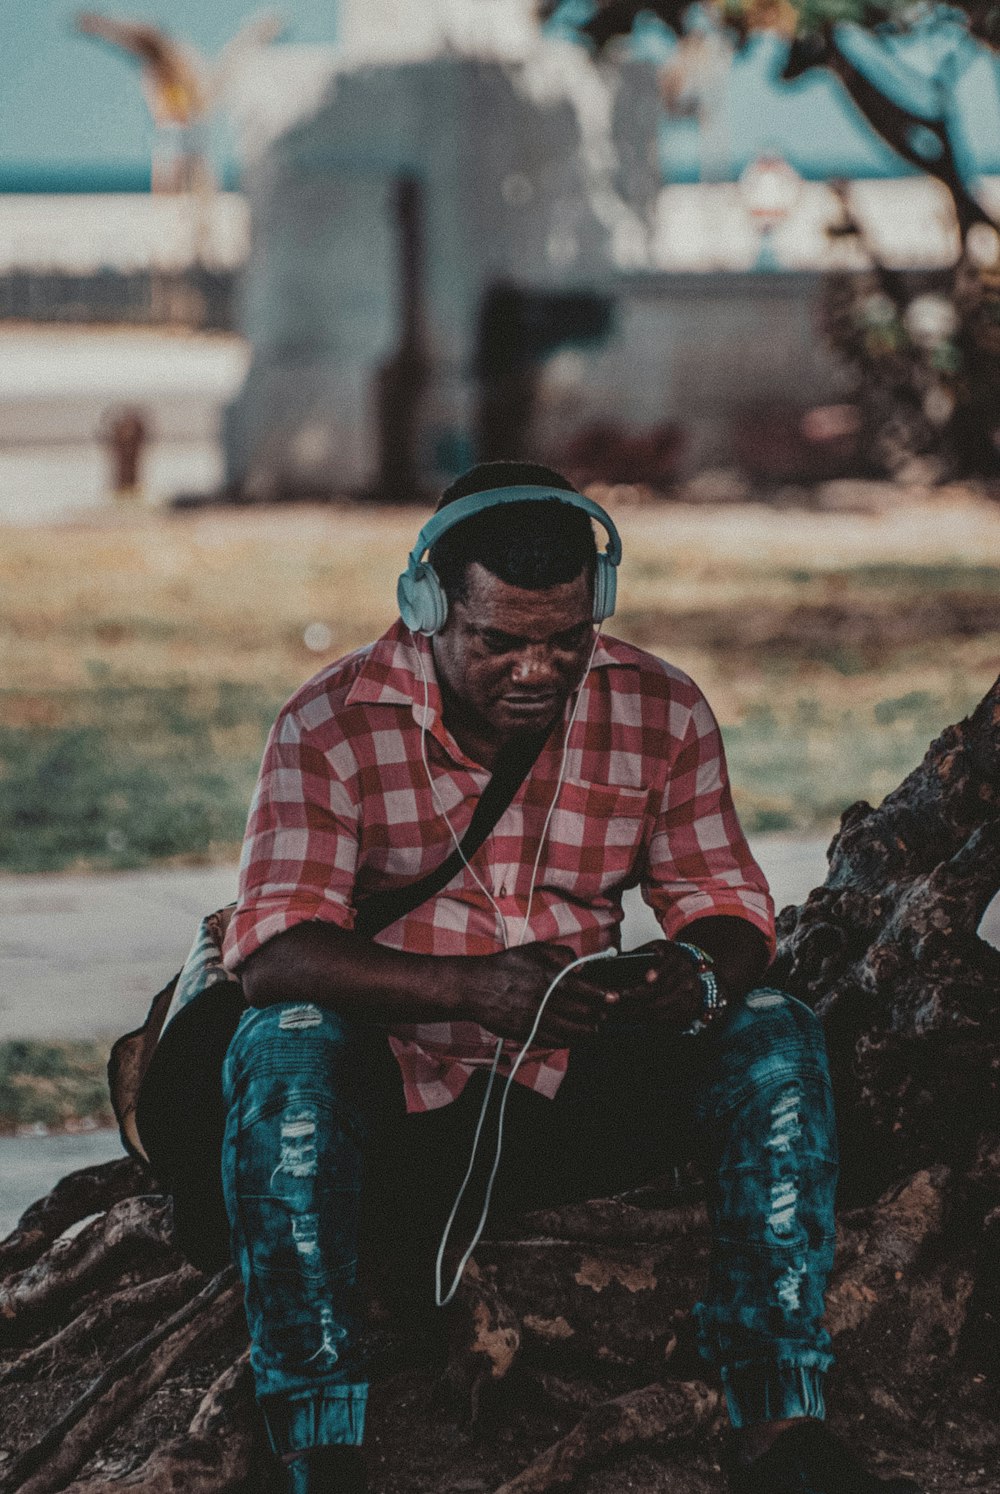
[{"x1": 221, "y1": 987, "x2": 837, "y2": 1455}]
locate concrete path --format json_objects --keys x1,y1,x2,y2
[
  {"x1": 0, "y1": 1130, "x2": 128, "y2": 1237},
  {"x1": 0, "y1": 864, "x2": 239, "y2": 1041},
  {"x1": 1, "y1": 840, "x2": 996, "y2": 1044}
]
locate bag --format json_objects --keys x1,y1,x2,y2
[{"x1": 125, "y1": 726, "x2": 549, "y2": 1273}]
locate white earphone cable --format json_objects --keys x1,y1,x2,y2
[
  {"x1": 416, "y1": 644, "x2": 511, "y2": 949},
  {"x1": 434, "y1": 949, "x2": 611, "y2": 1306},
  {"x1": 410, "y1": 625, "x2": 603, "y2": 1305},
  {"x1": 515, "y1": 627, "x2": 600, "y2": 946}
]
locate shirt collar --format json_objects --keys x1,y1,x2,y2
[{"x1": 346, "y1": 619, "x2": 440, "y2": 713}]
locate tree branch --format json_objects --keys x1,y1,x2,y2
[{"x1": 786, "y1": 30, "x2": 996, "y2": 242}]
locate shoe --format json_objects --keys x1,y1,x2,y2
[
  {"x1": 724, "y1": 1420, "x2": 922, "y2": 1493},
  {"x1": 280, "y1": 1445, "x2": 369, "y2": 1494}
]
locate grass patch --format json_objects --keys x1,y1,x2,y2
[
  {"x1": 0, "y1": 1040, "x2": 114, "y2": 1132},
  {"x1": 724, "y1": 689, "x2": 973, "y2": 834},
  {"x1": 0, "y1": 670, "x2": 987, "y2": 865},
  {"x1": 0, "y1": 683, "x2": 284, "y2": 871},
  {"x1": 0, "y1": 502, "x2": 997, "y2": 868},
  {"x1": 827, "y1": 562, "x2": 1000, "y2": 593}
]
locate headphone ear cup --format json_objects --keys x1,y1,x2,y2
[
  {"x1": 423, "y1": 568, "x2": 448, "y2": 634},
  {"x1": 592, "y1": 554, "x2": 616, "y2": 623},
  {"x1": 398, "y1": 562, "x2": 448, "y2": 635}
]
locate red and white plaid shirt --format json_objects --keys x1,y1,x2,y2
[{"x1": 223, "y1": 620, "x2": 775, "y2": 1112}]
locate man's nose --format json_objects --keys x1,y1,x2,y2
[{"x1": 510, "y1": 647, "x2": 557, "y2": 686}]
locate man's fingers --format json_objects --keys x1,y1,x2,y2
[
  {"x1": 552, "y1": 985, "x2": 618, "y2": 1022},
  {"x1": 546, "y1": 992, "x2": 604, "y2": 1023},
  {"x1": 536, "y1": 988, "x2": 604, "y2": 1038},
  {"x1": 534, "y1": 943, "x2": 579, "y2": 969},
  {"x1": 552, "y1": 972, "x2": 608, "y2": 1002},
  {"x1": 528, "y1": 958, "x2": 611, "y2": 1004},
  {"x1": 536, "y1": 1013, "x2": 600, "y2": 1043},
  {"x1": 532, "y1": 946, "x2": 606, "y2": 981},
  {"x1": 524, "y1": 946, "x2": 634, "y2": 999}
]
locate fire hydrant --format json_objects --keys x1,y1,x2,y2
[{"x1": 100, "y1": 405, "x2": 150, "y2": 500}]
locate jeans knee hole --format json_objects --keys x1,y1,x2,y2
[{"x1": 277, "y1": 1003, "x2": 324, "y2": 1031}]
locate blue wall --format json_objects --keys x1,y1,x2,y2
[
  {"x1": 2, "y1": 1, "x2": 999, "y2": 189},
  {"x1": 1, "y1": 0, "x2": 339, "y2": 189}
]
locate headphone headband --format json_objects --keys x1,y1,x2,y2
[
  {"x1": 398, "y1": 484, "x2": 621, "y2": 634},
  {"x1": 409, "y1": 485, "x2": 622, "y2": 569}
]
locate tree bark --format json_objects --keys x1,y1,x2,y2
[{"x1": 772, "y1": 675, "x2": 1000, "y2": 1199}]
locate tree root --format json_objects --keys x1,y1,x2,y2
[
  {"x1": 437, "y1": 1259, "x2": 521, "y2": 1427},
  {"x1": 501, "y1": 1197, "x2": 708, "y2": 1246},
  {"x1": 0, "y1": 1159, "x2": 152, "y2": 1278},
  {"x1": 491, "y1": 1379, "x2": 720, "y2": 1493},
  {"x1": 55, "y1": 1352, "x2": 256, "y2": 1494},
  {"x1": 0, "y1": 1265, "x2": 202, "y2": 1385},
  {"x1": 0, "y1": 1197, "x2": 177, "y2": 1346},
  {"x1": 826, "y1": 1167, "x2": 950, "y2": 1338},
  {"x1": 519, "y1": 1368, "x2": 609, "y2": 1415},
  {"x1": 0, "y1": 1267, "x2": 241, "y2": 1494}
]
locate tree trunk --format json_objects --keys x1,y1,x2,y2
[{"x1": 1, "y1": 680, "x2": 998, "y2": 1492}]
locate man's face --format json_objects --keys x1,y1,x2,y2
[{"x1": 431, "y1": 562, "x2": 595, "y2": 749}]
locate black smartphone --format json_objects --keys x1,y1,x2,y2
[{"x1": 588, "y1": 950, "x2": 661, "y2": 987}]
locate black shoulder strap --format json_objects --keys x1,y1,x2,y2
[{"x1": 353, "y1": 726, "x2": 549, "y2": 941}]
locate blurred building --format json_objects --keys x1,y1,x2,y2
[{"x1": 225, "y1": 37, "x2": 668, "y2": 497}]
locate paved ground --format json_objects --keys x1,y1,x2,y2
[
  {"x1": 2, "y1": 839, "x2": 996, "y2": 1044},
  {"x1": 0, "y1": 1129, "x2": 127, "y2": 1237},
  {"x1": 0, "y1": 839, "x2": 830, "y2": 1233},
  {"x1": 0, "y1": 863, "x2": 240, "y2": 1041}
]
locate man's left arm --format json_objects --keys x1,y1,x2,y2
[{"x1": 631, "y1": 684, "x2": 776, "y2": 1027}]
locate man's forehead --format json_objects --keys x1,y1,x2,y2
[{"x1": 458, "y1": 564, "x2": 593, "y2": 633}]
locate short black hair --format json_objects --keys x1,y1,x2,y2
[{"x1": 429, "y1": 461, "x2": 597, "y2": 606}]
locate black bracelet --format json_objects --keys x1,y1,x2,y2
[{"x1": 675, "y1": 940, "x2": 728, "y2": 1034}]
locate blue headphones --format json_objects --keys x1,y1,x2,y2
[{"x1": 397, "y1": 485, "x2": 622, "y2": 636}]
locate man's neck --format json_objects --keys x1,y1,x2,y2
[{"x1": 437, "y1": 685, "x2": 504, "y2": 770}]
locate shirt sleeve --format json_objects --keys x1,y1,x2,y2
[
  {"x1": 642, "y1": 687, "x2": 776, "y2": 956},
  {"x1": 222, "y1": 705, "x2": 361, "y2": 971}
]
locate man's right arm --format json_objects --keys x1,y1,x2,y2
[{"x1": 237, "y1": 921, "x2": 616, "y2": 1048}]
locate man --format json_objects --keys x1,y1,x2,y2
[{"x1": 219, "y1": 462, "x2": 918, "y2": 1494}]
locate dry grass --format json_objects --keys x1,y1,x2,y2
[{"x1": 1, "y1": 491, "x2": 998, "y2": 868}]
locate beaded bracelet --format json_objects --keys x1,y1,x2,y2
[{"x1": 675, "y1": 940, "x2": 727, "y2": 1034}]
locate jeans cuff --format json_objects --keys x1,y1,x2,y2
[
  {"x1": 261, "y1": 1385, "x2": 368, "y2": 1454},
  {"x1": 721, "y1": 1360, "x2": 827, "y2": 1428}
]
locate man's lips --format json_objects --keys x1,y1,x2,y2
[{"x1": 501, "y1": 692, "x2": 559, "y2": 712}]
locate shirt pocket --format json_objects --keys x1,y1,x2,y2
[{"x1": 533, "y1": 778, "x2": 653, "y2": 901}]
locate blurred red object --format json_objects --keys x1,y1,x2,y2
[
  {"x1": 733, "y1": 403, "x2": 861, "y2": 481},
  {"x1": 559, "y1": 419, "x2": 687, "y2": 488},
  {"x1": 99, "y1": 404, "x2": 151, "y2": 496}
]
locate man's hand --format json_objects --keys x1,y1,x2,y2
[
  {"x1": 616, "y1": 918, "x2": 773, "y2": 1028},
  {"x1": 461, "y1": 944, "x2": 618, "y2": 1047},
  {"x1": 616, "y1": 939, "x2": 705, "y2": 1029}
]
